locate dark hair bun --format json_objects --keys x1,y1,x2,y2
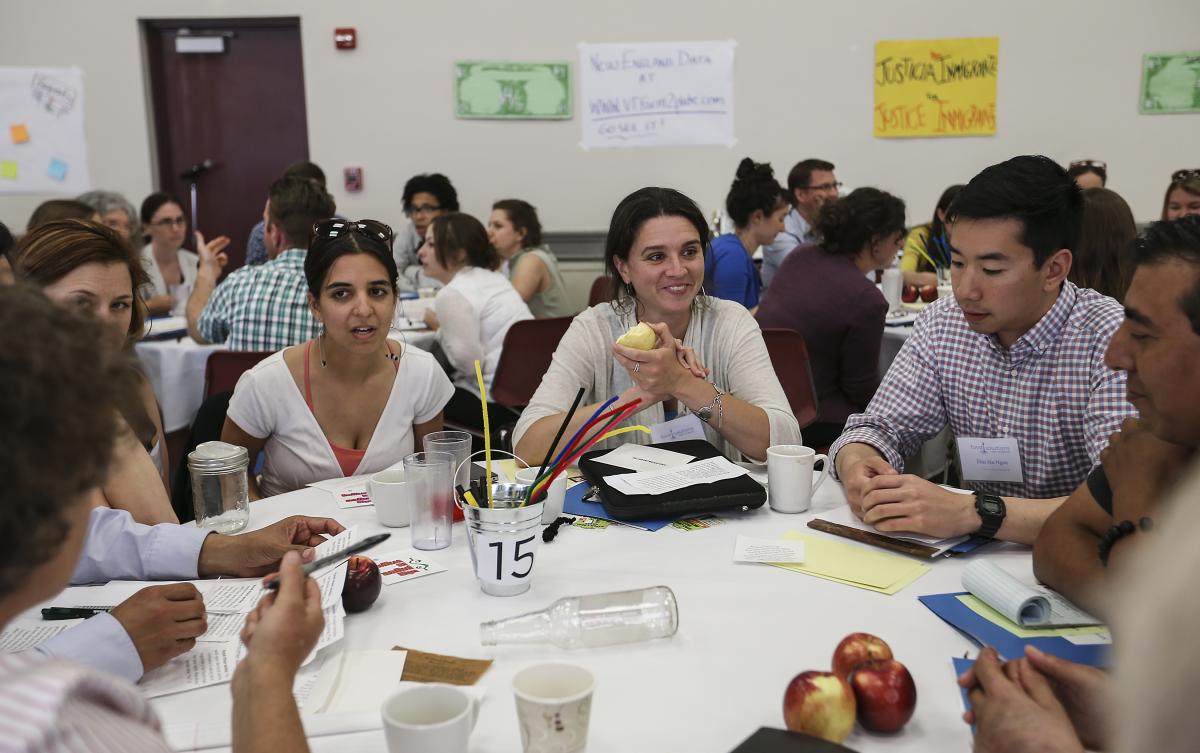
[
  {"x1": 726, "y1": 158, "x2": 785, "y2": 228},
  {"x1": 735, "y1": 157, "x2": 775, "y2": 184}
]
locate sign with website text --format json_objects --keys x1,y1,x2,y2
[{"x1": 874, "y1": 37, "x2": 999, "y2": 138}]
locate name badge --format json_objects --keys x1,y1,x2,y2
[
  {"x1": 650, "y1": 413, "x2": 707, "y2": 444},
  {"x1": 956, "y1": 437, "x2": 1024, "y2": 483}
]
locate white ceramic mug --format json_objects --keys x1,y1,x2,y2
[
  {"x1": 515, "y1": 467, "x2": 567, "y2": 524},
  {"x1": 512, "y1": 663, "x2": 594, "y2": 753},
  {"x1": 381, "y1": 684, "x2": 479, "y2": 753},
  {"x1": 766, "y1": 445, "x2": 829, "y2": 514},
  {"x1": 369, "y1": 469, "x2": 410, "y2": 527}
]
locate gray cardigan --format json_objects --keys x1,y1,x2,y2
[{"x1": 513, "y1": 297, "x2": 801, "y2": 462}]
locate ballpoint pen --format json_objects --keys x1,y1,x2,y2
[{"x1": 263, "y1": 532, "x2": 391, "y2": 591}]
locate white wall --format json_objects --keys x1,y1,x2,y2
[{"x1": 2, "y1": 0, "x2": 1197, "y2": 235}]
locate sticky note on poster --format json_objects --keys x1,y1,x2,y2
[
  {"x1": 874, "y1": 37, "x2": 999, "y2": 138},
  {"x1": 0, "y1": 161, "x2": 16, "y2": 179},
  {"x1": 10, "y1": 124, "x2": 29, "y2": 144},
  {"x1": 46, "y1": 159, "x2": 68, "y2": 181}
]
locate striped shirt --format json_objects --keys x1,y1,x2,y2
[
  {"x1": 830, "y1": 282, "x2": 1134, "y2": 499},
  {"x1": 196, "y1": 248, "x2": 320, "y2": 352},
  {"x1": 0, "y1": 652, "x2": 169, "y2": 753}
]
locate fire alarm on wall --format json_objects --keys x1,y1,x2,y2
[{"x1": 334, "y1": 28, "x2": 356, "y2": 50}]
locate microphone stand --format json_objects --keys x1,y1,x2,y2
[{"x1": 180, "y1": 159, "x2": 215, "y2": 238}]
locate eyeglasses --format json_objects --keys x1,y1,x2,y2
[
  {"x1": 149, "y1": 217, "x2": 187, "y2": 228},
  {"x1": 1069, "y1": 159, "x2": 1107, "y2": 170},
  {"x1": 1172, "y1": 169, "x2": 1200, "y2": 183},
  {"x1": 312, "y1": 219, "x2": 394, "y2": 250},
  {"x1": 804, "y1": 182, "x2": 843, "y2": 192},
  {"x1": 408, "y1": 203, "x2": 442, "y2": 216}
]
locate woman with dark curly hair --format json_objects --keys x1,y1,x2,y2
[{"x1": 756, "y1": 187, "x2": 907, "y2": 447}]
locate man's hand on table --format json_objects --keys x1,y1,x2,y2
[
  {"x1": 110, "y1": 582, "x2": 207, "y2": 673},
  {"x1": 838, "y1": 448, "x2": 898, "y2": 515},
  {"x1": 198, "y1": 515, "x2": 346, "y2": 578},
  {"x1": 959, "y1": 647, "x2": 1092, "y2": 753},
  {"x1": 858, "y1": 473, "x2": 980, "y2": 539}
]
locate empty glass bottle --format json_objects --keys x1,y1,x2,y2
[{"x1": 480, "y1": 586, "x2": 678, "y2": 649}]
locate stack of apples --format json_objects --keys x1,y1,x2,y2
[
  {"x1": 901, "y1": 284, "x2": 939, "y2": 305},
  {"x1": 782, "y1": 632, "x2": 917, "y2": 743}
]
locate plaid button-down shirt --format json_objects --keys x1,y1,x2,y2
[
  {"x1": 196, "y1": 248, "x2": 320, "y2": 352},
  {"x1": 831, "y1": 282, "x2": 1134, "y2": 499}
]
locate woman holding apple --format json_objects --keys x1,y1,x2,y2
[
  {"x1": 514, "y1": 187, "x2": 799, "y2": 465},
  {"x1": 755, "y1": 187, "x2": 906, "y2": 449}
]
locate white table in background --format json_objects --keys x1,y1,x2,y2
[
  {"x1": 135, "y1": 338, "x2": 226, "y2": 433},
  {"x1": 149, "y1": 480, "x2": 1029, "y2": 753}
]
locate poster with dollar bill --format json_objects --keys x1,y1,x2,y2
[
  {"x1": 454, "y1": 61, "x2": 571, "y2": 119},
  {"x1": 0, "y1": 67, "x2": 91, "y2": 194},
  {"x1": 1140, "y1": 52, "x2": 1200, "y2": 114}
]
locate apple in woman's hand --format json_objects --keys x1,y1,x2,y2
[{"x1": 341, "y1": 555, "x2": 382, "y2": 613}]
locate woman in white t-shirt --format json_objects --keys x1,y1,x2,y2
[
  {"x1": 223, "y1": 219, "x2": 454, "y2": 499},
  {"x1": 138, "y1": 192, "x2": 229, "y2": 316},
  {"x1": 419, "y1": 212, "x2": 533, "y2": 434}
]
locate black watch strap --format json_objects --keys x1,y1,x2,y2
[{"x1": 974, "y1": 492, "x2": 1006, "y2": 539}]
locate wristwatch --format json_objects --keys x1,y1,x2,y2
[
  {"x1": 973, "y1": 492, "x2": 1006, "y2": 539},
  {"x1": 695, "y1": 385, "x2": 725, "y2": 426}
]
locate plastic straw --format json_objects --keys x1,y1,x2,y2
[
  {"x1": 530, "y1": 387, "x2": 584, "y2": 502},
  {"x1": 474, "y1": 360, "x2": 494, "y2": 508}
]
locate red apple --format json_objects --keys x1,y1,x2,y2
[
  {"x1": 848, "y1": 659, "x2": 917, "y2": 733},
  {"x1": 341, "y1": 555, "x2": 381, "y2": 613},
  {"x1": 831, "y1": 632, "x2": 893, "y2": 680},
  {"x1": 782, "y1": 671, "x2": 856, "y2": 743},
  {"x1": 901, "y1": 284, "x2": 919, "y2": 303},
  {"x1": 919, "y1": 284, "x2": 938, "y2": 303}
]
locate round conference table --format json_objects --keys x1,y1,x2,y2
[{"x1": 150, "y1": 477, "x2": 1028, "y2": 753}]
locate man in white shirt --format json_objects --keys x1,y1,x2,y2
[{"x1": 761, "y1": 158, "x2": 840, "y2": 287}]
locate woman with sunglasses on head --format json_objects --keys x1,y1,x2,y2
[
  {"x1": 1066, "y1": 160, "x2": 1107, "y2": 190},
  {"x1": 139, "y1": 192, "x2": 229, "y2": 316},
  {"x1": 514, "y1": 187, "x2": 799, "y2": 466},
  {"x1": 1164, "y1": 169, "x2": 1200, "y2": 221},
  {"x1": 221, "y1": 220, "x2": 454, "y2": 500},
  {"x1": 11, "y1": 219, "x2": 178, "y2": 524},
  {"x1": 420, "y1": 213, "x2": 533, "y2": 436},
  {"x1": 488, "y1": 199, "x2": 574, "y2": 318}
]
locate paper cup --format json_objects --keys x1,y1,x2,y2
[{"x1": 512, "y1": 663, "x2": 594, "y2": 753}]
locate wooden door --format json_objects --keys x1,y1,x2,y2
[{"x1": 143, "y1": 17, "x2": 309, "y2": 269}]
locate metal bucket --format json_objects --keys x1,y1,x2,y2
[{"x1": 462, "y1": 483, "x2": 544, "y2": 597}]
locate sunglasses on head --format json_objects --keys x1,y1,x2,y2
[
  {"x1": 1172, "y1": 169, "x2": 1200, "y2": 183},
  {"x1": 1069, "y1": 159, "x2": 1106, "y2": 170},
  {"x1": 311, "y1": 219, "x2": 394, "y2": 250}
]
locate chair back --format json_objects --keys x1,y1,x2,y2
[
  {"x1": 759, "y1": 328, "x2": 819, "y2": 430},
  {"x1": 587, "y1": 275, "x2": 612, "y2": 307},
  {"x1": 204, "y1": 350, "x2": 273, "y2": 398},
  {"x1": 491, "y1": 317, "x2": 574, "y2": 409}
]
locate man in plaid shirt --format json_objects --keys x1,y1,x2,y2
[
  {"x1": 186, "y1": 176, "x2": 335, "y2": 351},
  {"x1": 831, "y1": 156, "x2": 1134, "y2": 544}
]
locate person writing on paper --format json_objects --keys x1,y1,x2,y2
[
  {"x1": 489, "y1": 199, "x2": 574, "y2": 318},
  {"x1": 0, "y1": 284, "x2": 330, "y2": 753},
  {"x1": 831, "y1": 156, "x2": 1133, "y2": 545},
  {"x1": 703, "y1": 157, "x2": 788, "y2": 310},
  {"x1": 514, "y1": 187, "x2": 800, "y2": 465},
  {"x1": 419, "y1": 212, "x2": 532, "y2": 434},
  {"x1": 11, "y1": 219, "x2": 176, "y2": 523},
  {"x1": 223, "y1": 220, "x2": 454, "y2": 499},
  {"x1": 1033, "y1": 217, "x2": 1200, "y2": 614},
  {"x1": 756, "y1": 187, "x2": 906, "y2": 448}
]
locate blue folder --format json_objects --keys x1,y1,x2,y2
[
  {"x1": 918, "y1": 592, "x2": 1109, "y2": 667},
  {"x1": 562, "y1": 482, "x2": 675, "y2": 532}
]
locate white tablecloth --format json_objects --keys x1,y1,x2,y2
[
  {"x1": 135, "y1": 329, "x2": 437, "y2": 434},
  {"x1": 149, "y1": 480, "x2": 1031, "y2": 753}
]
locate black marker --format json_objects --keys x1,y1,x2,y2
[
  {"x1": 42, "y1": 606, "x2": 113, "y2": 621},
  {"x1": 263, "y1": 533, "x2": 391, "y2": 591}
]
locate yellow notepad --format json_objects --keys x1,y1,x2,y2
[
  {"x1": 768, "y1": 532, "x2": 931, "y2": 595},
  {"x1": 956, "y1": 595, "x2": 1110, "y2": 639}
]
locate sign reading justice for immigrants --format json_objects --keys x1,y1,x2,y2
[{"x1": 874, "y1": 37, "x2": 999, "y2": 138}]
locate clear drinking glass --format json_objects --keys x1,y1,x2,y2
[
  {"x1": 422, "y1": 430, "x2": 473, "y2": 491},
  {"x1": 403, "y1": 451, "x2": 455, "y2": 550}
]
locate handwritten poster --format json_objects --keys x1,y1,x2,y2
[
  {"x1": 579, "y1": 40, "x2": 735, "y2": 149},
  {"x1": 0, "y1": 67, "x2": 91, "y2": 193},
  {"x1": 874, "y1": 38, "x2": 999, "y2": 138}
]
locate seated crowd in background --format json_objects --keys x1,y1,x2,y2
[
  {"x1": 760, "y1": 158, "x2": 838, "y2": 287},
  {"x1": 901, "y1": 184, "x2": 961, "y2": 288},
  {"x1": 703, "y1": 157, "x2": 788, "y2": 310},
  {"x1": 489, "y1": 198, "x2": 573, "y2": 318}
]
